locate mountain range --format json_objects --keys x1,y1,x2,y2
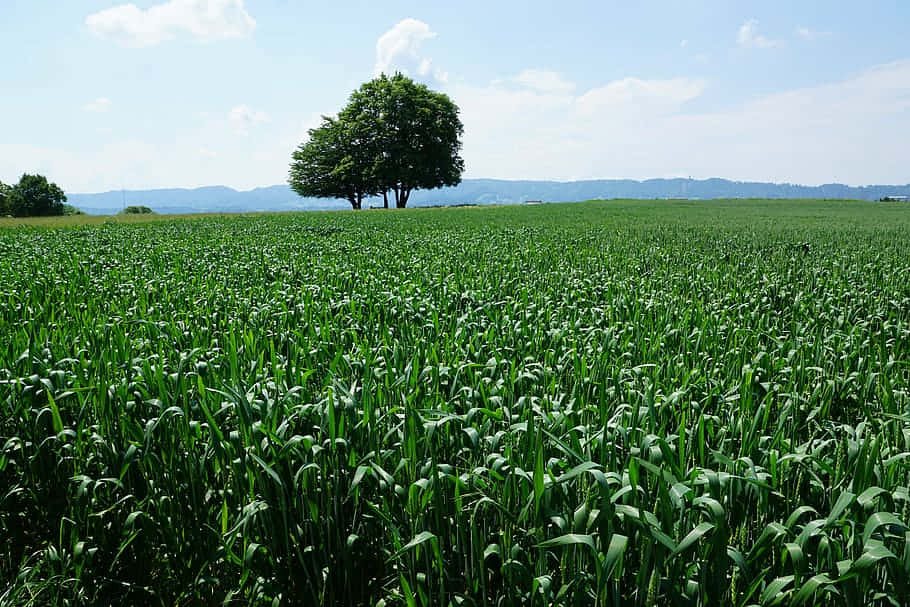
[{"x1": 68, "y1": 178, "x2": 910, "y2": 215}]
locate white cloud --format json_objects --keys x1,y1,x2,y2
[
  {"x1": 229, "y1": 104, "x2": 269, "y2": 135},
  {"x1": 0, "y1": 140, "x2": 161, "y2": 193},
  {"x1": 86, "y1": 0, "x2": 255, "y2": 47},
  {"x1": 451, "y1": 60, "x2": 910, "y2": 185},
  {"x1": 796, "y1": 26, "x2": 831, "y2": 41},
  {"x1": 453, "y1": 73, "x2": 705, "y2": 181},
  {"x1": 199, "y1": 147, "x2": 217, "y2": 158},
  {"x1": 83, "y1": 97, "x2": 112, "y2": 112},
  {"x1": 374, "y1": 18, "x2": 447, "y2": 82},
  {"x1": 576, "y1": 77, "x2": 704, "y2": 115},
  {"x1": 737, "y1": 19, "x2": 783, "y2": 49},
  {"x1": 511, "y1": 69, "x2": 576, "y2": 94}
]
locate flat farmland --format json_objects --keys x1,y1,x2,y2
[{"x1": 1, "y1": 199, "x2": 909, "y2": 606}]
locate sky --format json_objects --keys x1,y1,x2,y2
[{"x1": 1, "y1": 1, "x2": 909, "y2": 193}]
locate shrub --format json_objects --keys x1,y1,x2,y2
[{"x1": 119, "y1": 205, "x2": 156, "y2": 215}]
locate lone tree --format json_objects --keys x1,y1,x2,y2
[
  {"x1": 289, "y1": 116, "x2": 379, "y2": 210},
  {"x1": 5, "y1": 174, "x2": 67, "y2": 217},
  {"x1": 289, "y1": 74, "x2": 464, "y2": 209}
]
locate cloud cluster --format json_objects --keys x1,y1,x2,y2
[
  {"x1": 452, "y1": 59, "x2": 910, "y2": 185},
  {"x1": 453, "y1": 74, "x2": 705, "y2": 181},
  {"x1": 86, "y1": 0, "x2": 255, "y2": 47},
  {"x1": 8, "y1": 15, "x2": 907, "y2": 193},
  {"x1": 510, "y1": 70, "x2": 576, "y2": 94},
  {"x1": 374, "y1": 18, "x2": 446, "y2": 82},
  {"x1": 737, "y1": 19, "x2": 783, "y2": 49}
]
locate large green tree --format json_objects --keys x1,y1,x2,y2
[
  {"x1": 289, "y1": 116, "x2": 379, "y2": 210},
  {"x1": 7, "y1": 174, "x2": 67, "y2": 217},
  {"x1": 289, "y1": 74, "x2": 464, "y2": 209},
  {"x1": 343, "y1": 73, "x2": 464, "y2": 208}
]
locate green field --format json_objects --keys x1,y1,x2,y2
[{"x1": 2, "y1": 199, "x2": 909, "y2": 606}]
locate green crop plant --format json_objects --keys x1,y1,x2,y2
[{"x1": 1, "y1": 199, "x2": 908, "y2": 606}]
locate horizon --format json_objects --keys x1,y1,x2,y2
[
  {"x1": 3, "y1": 1, "x2": 910, "y2": 192},
  {"x1": 71, "y1": 174, "x2": 910, "y2": 197}
]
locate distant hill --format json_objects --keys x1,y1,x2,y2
[{"x1": 68, "y1": 178, "x2": 910, "y2": 215}]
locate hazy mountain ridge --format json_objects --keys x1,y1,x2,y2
[{"x1": 68, "y1": 178, "x2": 910, "y2": 215}]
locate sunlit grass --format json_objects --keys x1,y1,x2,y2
[{"x1": 1, "y1": 199, "x2": 908, "y2": 606}]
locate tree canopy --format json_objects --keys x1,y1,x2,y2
[
  {"x1": 289, "y1": 74, "x2": 464, "y2": 210},
  {"x1": 289, "y1": 116, "x2": 377, "y2": 210},
  {"x1": 3, "y1": 174, "x2": 67, "y2": 217},
  {"x1": 120, "y1": 205, "x2": 156, "y2": 215},
  {"x1": 0, "y1": 181, "x2": 11, "y2": 216}
]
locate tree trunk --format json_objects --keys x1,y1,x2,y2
[
  {"x1": 383, "y1": 191, "x2": 388, "y2": 209},
  {"x1": 349, "y1": 196, "x2": 361, "y2": 210},
  {"x1": 397, "y1": 188, "x2": 410, "y2": 208}
]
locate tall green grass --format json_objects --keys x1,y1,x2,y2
[{"x1": 1, "y1": 200, "x2": 909, "y2": 605}]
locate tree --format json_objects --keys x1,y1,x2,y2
[
  {"x1": 343, "y1": 74, "x2": 464, "y2": 208},
  {"x1": 289, "y1": 116, "x2": 379, "y2": 210},
  {"x1": 288, "y1": 74, "x2": 464, "y2": 209},
  {"x1": 0, "y1": 181, "x2": 10, "y2": 216},
  {"x1": 7, "y1": 174, "x2": 67, "y2": 217},
  {"x1": 120, "y1": 205, "x2": 155, "y2": 215},
  {"x1": 62, "y1": 204, "x2": 85, "y2": 216}
]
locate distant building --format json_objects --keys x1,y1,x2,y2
[
  {"x1": 524, "y1": 199, "x2": 543, "y2": 205},
  {"x1": 880, "y1": 195, "x2": 908, "y2": 202}
]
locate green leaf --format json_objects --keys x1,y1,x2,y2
[
  {"x1": 555, "y1": 461, "x2": 601, "y2": 483},
  {"x1": 47, "y1": 391, "x2": 63, "y2": 434},
  {"x1": 861, "y1": 512, "x2": 908, "y2": 546},
  {"x1": 250, "y1": 453, "x2": 283, "y2": 488},
  {"x1": 603, "y1": 534, "x2": 628, "y2": 578},
  {"x1": 760, "y1": 575, "x2": 794, "y2": 606},
  {"x1": 392, "y1": 531, "x2": 438, "y2": 560},
  {"x1": 851, "y1": 543, "x2": 897, "y2": 572},
  {"x1": 785, "y1": 505, "x2": 818, "y2": 530},
  {"x1": 825, "y1": 491, "x2": 855, "y2": 526},
  {"x1": 533, "y1": 439, "x2": 545, "y2": 507},
  {"x1": 244, "y1": 542, "x2": 261, "y2": 566},
  {"x1": 784, "y1": 542, "x2": 807, "y2": 573},
  {"x1": 349, "y1": 465, "x2": 371, "y2": 495},
  {"x1": 791, "y1": 573, "x2": 835, "y2": 606},
  {"x1": 537, "y1": 533, "x2": 595, "y2": 551},
  {"x1": 856, "y1": 486, "x2": 887, "y2": 509},
  {"x1": 673, "y1": 522, "x2": 715, "y2": 555}
]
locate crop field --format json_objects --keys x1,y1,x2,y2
[{"x1": 1, "y1": 199, "x2": 909, "y2": 606}]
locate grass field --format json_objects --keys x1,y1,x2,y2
[{"x1": 1, "y1": 199, "x2": 909, "y2": 606}]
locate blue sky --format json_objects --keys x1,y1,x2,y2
[{"x1": 1, "y1": 1, "x2": 909, "y2": 192}]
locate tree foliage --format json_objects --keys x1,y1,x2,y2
[
  {"x1": 0, "y1": 181, "x2": 10, "y2": 216},
  {"x1": 120, "y1": 205, "x2": 156, "y2": 215},
  {"x1": 344, "y1": 73, "x2": 464, "y2": 208},
  {"x1": 4, "y1": 174, "x2": 67, "y2": 217},
  {"x1": 289, "y1": 117, "x2": 377, "y2": 210},
  {"x1": 289, "y1": 74, "x2": 464, "y2": 209},
  {"x1": 62, "y1": 204, "x2": 86, "y2": 216}
]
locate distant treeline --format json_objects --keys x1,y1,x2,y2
[{"x1": 66, "y1": 178, "x2": 910, "y2": 215}]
